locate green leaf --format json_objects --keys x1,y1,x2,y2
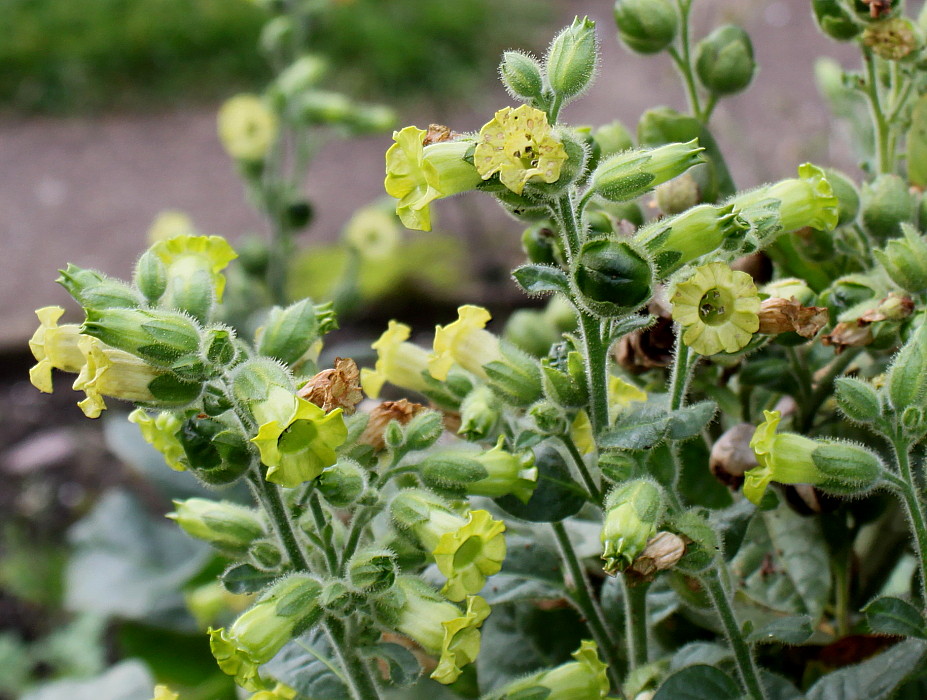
[
  {"x1": 907, "y1": 94, "x2": 927, "y2": 188},
  {"x1": 669, "y1": 642, "x2": 731, "y2": 670},
  {"x1": 666, "y1": 401, "x2": 717, "y2": 440},
  {"x1": 496, "y1": 443, "x2": 586, "y2": 522},
  {"x1": 653, "y1": 665, "x2": 740, "y2": 700},
  {"x1": 221, "y1": 563, "x2": 278, "y2": 594},
  {"x1": 22, "y1": 660, "x2": 154, "y2": 700},
  {"x1": 65, "y1": 490, "x2": 210, "y2": 630},
  {"x1": 746, "y1": 615, "x2": 814, "y2": 645},
  {"x1": 360, "y1": 642, "x2": 421, "y2": 687},
  {"x1": 481, "y1": 533, "x2": 565, "y2": 604},
  {"x1": 512, "y1": 264, "x2": 570, "y2": 296},
  {"x1": 599, "y1": 401, "x2": 672, "y2": 449},
  {"x1": 806, "y1": 639, "x2": 927, "y2": 700},
  {"x1": 864, "y1": 597, "x2": 927, "y2": 639},
  {"x1": 264, "y1": 628, "x2": 349, "y2": 700}
]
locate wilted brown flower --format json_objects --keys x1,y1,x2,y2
[
  {"x1": 626, "y1": 531, "x2": 686, "y2": 583},
  {"x1": 822, "y1": 322, "x2": 873, "y2": 353},
  {"x1": 757, "y1": 297, "x2": 829, "y2": 339},
  {"x1": 298, "y1": 357, "x2": 363, "y2": 414},
  {"x1": 858, "y1": 293, "x2": 914, "y2": 323},
  {"x1": 358, "y1": 399, "x2": 427, "y2": 451}
]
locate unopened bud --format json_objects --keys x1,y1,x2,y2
[
  {"x1": 875, "y1": 224, "x2": 927, "y2": 293},
  {"x1": 348, "y1": 548, "x2": 398, "y2": 593},
  {"x1": 834, "y1": 377, "x2": 882, "y2": 423},
  {"x1": 258, "y1": 300, "x2": 335, "y2": 367},
  {"x1": 545, "y1": 16, "x2": 598, "y2": 102},
  {"x1": 134, "y1": 251, "x2": 168, "y2": 304},
  {"x1": 591, "y1": 140, "x2": 704, "y2": 203},
  {"x1": 169, "y1": 498, "x2": 266, "y2": 556},
  {"x1": 601, "y1": 480, "x2": 665, "y2": 575},
  {"x1": 58, "y1": 264, "x2": 143, "y2": 310},
  {"x1": 861, "y1": 173, "x2": 916, "y2": 242},
  {"x1": 249, "y1": 539, "x2": 283, "y2": 570},
  {"x1": 529, "y1": 399, "x2": 569, "y2": 435},
  {"x1": 572, "y1": 238, "x2": 653, "y2": 317},
  {"x1": 499, "y1": 51, "x2": 545, "y2": 102},
  {"x1": 811, "y1": 441, "x2": 884, "y2": 495},
  {"x1": 458, "y1": 385, "x2": 501, "y2": 440},
  {"x1": 81, "y1": 307, "x2": 201, "y2": 369},
  {"x1": 614, "y1": 0, "x2": 678, "y2": 54},
  {"x1": 318, "y1": 459, "x2": 367, "y2": 507},
  {"x1": 694, "y1": 25, "x2": 756, "y2": 96},
  {"x1": 655, "y1": 173, "x2": 700, "y2": 215},
  {"x1": 593, "y1": 120, "x2": 634, "y2": 157},
  {"x1": 484, "y1": 343, "x2": 544, "y2": 407}
]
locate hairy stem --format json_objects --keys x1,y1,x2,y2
[
  {"x1": 891, "y1": 433, "x2": 927, "y2": 603},
  {"x1": 623, "y1": 577, "x2": 650, "y2": 669},
  {"x1": 325, "y1": 617, "x2": 381, "y2": 700}
]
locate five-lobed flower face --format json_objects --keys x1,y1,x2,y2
[
  {"x1": 150, "y1": 233, "x2": 238, "y2": 302},
  {"x1": 217, "y1": 94, "x2": 278, "y2": 162},
  {"x1": 384, "y1": 125, "x2": 481, "y2": 231},
  {"x1": 671, "y1": 262, "x2": 761, "y2": 356},
  {"x1": 474, "y1": 105, "x2": 568, "y2": 195}
]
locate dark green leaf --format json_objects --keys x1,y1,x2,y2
[
  {"x1": 496, "y1": 443, "x2": 586, "y2": 522},
  {"x1": 221, "y1": 563, "x2": 277, "y2": 594},
  {"x1": 264, "y1": 628, "x2": 349, "y2": 700},
  {"x1": 864, "y1": 597, "x2": 927, "y2": 639},
  {"x1": 746, "y1": 615, "x2": 814, "y2": 645},
  {"x1": 653, "y1": 665, "x2": 740, "y2": 700},
  {"x1": 361, "y1": 642, "x2": 420, "y2": 687},
  {"x1": 806, "y1": 639, "x2": 927, "y2": 700},
  {"x1": 512, "y1": 264, "x2": 570, "y2": 296},
  {"x1": 667, "y1": 401, "x2": 717, "y2": 440},
  {"x1": 481, "y1": 534, "x2": 565, "y2": 604},
  {"x1": 599, "y1": 401, "x2": 671, "y2": 449}
]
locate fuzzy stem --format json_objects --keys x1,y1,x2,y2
[
  {"x1": 560, "y1": 433, "x2": 603, "y2": 505},
  {"x1": 324, "y1": 617, "x2": 381, "y2": 700},
  {"x1": 891, "y1": 433, "x2": 927, "y2": 603},
  {"x1": 623, "y1": 577, "x2": 650, "y2": 669},
  {"x1": 669, "y1": 0, "x2": 704, "y2": 121},
  {"x1": 248, "y1": 470, "x2": 310, "y2": 571},
  {"x1": 309, "y1": 492, "x2": 340, "y2": 575},
  {"x1": 863, "y1": 49, "x2": 893, "y2": 174}
]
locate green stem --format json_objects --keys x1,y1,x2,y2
[
  {"x1": 622, "y1": 577, "x2": 650, "y2": 669},
  {"x1": 324, "y1": 617, "x2": 381, "y2": 700},
  {"x1": 863, "y1": 49, "x2": 892, "y2": 174},
  {"x1": 833, "y1": 553, "x2": 851, "y2": 638},
  {"x1": 580, "y1": 312, "x2": 610, "y2": 435},
  {"x1": 550, "y1": 522, "x2": 623, "y2": 688},
  {"x1": 669, "y1": 0, "x2": 704, "y2": 121},
  {"x1": 668, "y1": 333, "x2": 694, "y2": 411},
  {"x1": 801, "y1": 347, "x2": 863, "y2": 433},
  {"x1": 556, "y1": 195, "x2": 582, "y2": 262},
  {"x1": 701, "y1": 569, "x2": 767, "y2": 700},
  {"x1": 248, "y1": 470, "x2": 310, "y2": 570},
  {"x1": 891, "y1": 433, "x2": 927, "y2": 603},
  {"x1": 309, "y1": 492, "x2": 340, "y2": 575},
  {"x1": 560, "y1": 434, "x2": 603, "y2": 504},
  {"x1": 340, "y1": 507, "x2": 379, "y2": 575}
]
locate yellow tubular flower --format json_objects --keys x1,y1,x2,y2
[
  {"x1": 217, "y1": 94, "x2": 278, "y2": 162},
  {"x1": 29, "y1": 306, "x2": 85, "y2": 393},
  {"x1": 384, "y1": 126, "x2": 481, "y2": 232},
  {"x1": 432, "y1": 595, "x2": 492, "y2": 684},
  {"x1": 360, "y1": 321, "x2": 432, "y2": 398},
  {"x1": 430, "y1": 305, "x2": 503, "y2": 381},
  {"x1": 744, "y1": 410, "x2": 825, "y2": 505},
  {"x1": 671, "y1": 262, "x2": 761, "y2": 356},
  {"x1": 72, "y1": 336, "x2": 165, "y2": 418},
  {"x1": 151, "y1": 686, "x2": 179, "y2": 700},
  {"x1": 129, "y1": 409, "x2": 187, "y2": 471},
  {"x1": 151, "y1": 234, "x2": 238, "y2": 301},
  {"x1": 474, "y1": 105, "x2": 568, "y2": 195}
]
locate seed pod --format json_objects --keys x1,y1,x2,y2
[
  {"x1": 572, "y1": 238, "x2": 653, "y2": 317},
  {"x1": 694, "y1": 25, "x2": 756, "y2": 96}
]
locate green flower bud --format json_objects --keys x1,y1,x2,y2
[
  {"x1": 346, "y1": 104, "x2": 397, "y2": 134},
  {"x1": 236, "y1": 236, "x2": 270, "y2": 277},
  {"x1": 572, "y1": 238, "x2": 654, "y2": 317},
  {"x1": 348, "y1": 548, "x2": 399, "y2": 593},
  {"x1": 874, "y1": 224, "x2": 927, "y2": 292},
  {"x1": 655, "y1": 172, "x2": 700, "y2": 215},
  {"x1": 813, "y1": 0, "x2": 863, "y2": 41},
  {"x1": 599, "y1": 451, "x2": 637, "y2": 483},
  {"x1": 204, "y1": 327, "x2": 238, "y2": 367},
  {"x1": 530, "y1": 399, "x2": 570, "y2": 435},
  {"x1": 499, "y1": 50, "x2": 545, "y2": 102},
  {"x1": 902, "y1": 406, "x2": 925, "y2": 437},
  {"x1": 541, "y1": 351, "x2": 589, "y2": 408},
  {"x1": 318, "y1": 459, "x2": 367, "y2": 507},
  {"x1": 601, "y1": 480, "x2": 665, "y2": 575},
  {"x1": 591, "y1": 139, "x2": 704, "y2": 202},
  {"x1": 503, "y1": 309, "x2": 562, "y2": 358},
  {"x1": 168, "y1": 498, "x2": 266, "y2": 556},
  {"x1": 823, "y1": 167, "x2": 861, "y2": 226},
  {"x1": 834, "y1": 377, "x2": 882, "y2": 423},
  {"x1": 614, "y1": 0, "x2": 678, "y2": 54},
  {"x1": 593, "y1": 120, "x2": 634, "y2": 157},
  {"x1": 545, "y1": 16, "x2": 599, "y2": 103},
  {"x1": 887, "y1": 321, "x2": 927, "y2": 411},
  {"x1": 458, "y1": 385, "x2": 501, "y2": 440},
  {"x1": 257, "y1": 299, "x2": 334, "y2": 367},
  {"x1": 273, "y1": 55, "x2": 327, "y2": 104},
  {"x1": 486, "y1": 640, "x2": 609, "y2": 699},
  {"x1": 762, "y1": 278, "x2": 816, "y2": 305},
  {"x1": 81, "y1": 307, "x2": 202, "y2": 369},
  {"x1": 864, "y1": 18, "x2": 921, "y2": 61},
  {"x1": 210, "y1": 575, "x2": 323, "y2": 688},
  {"x1": 634, "y1": 203, "x2": 748, "y2": 276},
  {"x1": 134, "y1": 251, "x2": 168, "y2": 304},
  {"x1": 421, "y1": 438, "x2": 538, "y2": 504},
  {"x1": 694, "y1": 25, "x2": 756, "y2": 96},
  {"x1": 861, "y1": 173, "x2": 916, "y2": 242},
  {"x1": 295, "y1": 90, "x2": 352, "y2": 124},
  {"x1": 259, "y1": 16, "x2": 293, "y2": 57},
  {"x1": 232, "y1": 358, "x2": 293, "y2": 407},
  {"x1": 58, "y1": 264, "x2": 143, "y2": 309},
  {"x1": 177, "y1": 415, "x2": 252, "y2": 485},
  {"x1": 521, "y1": 223, "x2": 560, "y2": 265}
]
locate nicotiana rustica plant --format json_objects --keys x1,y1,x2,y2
[{"x1": 27, "y1": 1, "x2": 927, "y2": 698}]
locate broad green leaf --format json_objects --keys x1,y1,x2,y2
[
  {"x1": 864, "y1": 597, "x2": 927, "y2": 639},
  {"x1": 806, "y1": 639, "x2": 927, "y2": 700},
  {"x1": 22, "y1": 660, "x2": 154, "y2": 700},
  {"x1": 511, "y1": 264, "x2": 570, "y2": 296},
  {"x1": 481, "y1": 534, "x2": 564, "y2": 604},
  {"x1": 669, "y1": 642, "x2": 731, "y2": 670},
  {"x1": 599, "y1": 401, "x2": 671, "y2": 449},
  {"x1": 746, "y1": 615, "x2": 814, "y2": 645},
  {"x1": 360, "y1": 642, "x2": 421, "y2": 687},
  {"x1": 907, "y1": 94, "x2": 927, "y2": 187},
  {"x1": 264, "y1": 628, "x2": 349, "y2": 700},
  {"x1": 666, "y1": 401, "x2": 717, "y2": 440},
  {"x1": 653, "y1": 664, "x2": 740, "y2": 700},
  {"x1": 496, "y1": 443, "x2": 586, "y2": 522},
  {"x1": 221, "y1": 563, "x2": 277, "y2": 594}
]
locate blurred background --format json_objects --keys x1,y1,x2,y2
[{"x1": 0, "y1": 0, "x2": 860, "y2": 697}]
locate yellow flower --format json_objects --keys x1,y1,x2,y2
[
  {"x1": 360, "y1": 321, "x2": 432, "y2": 398},
  {"x1": 488, "y1": 640, "x2": 609, "y2": 699},
  {"x1": 129, "y1": 409, "x2": 187, "y2": 471},
  {"x1": 150, "y1": 234, "x2": 238, "y2": 302},
  {"x1": 671, "y1": 262, "x2": 761, "y2": 355},
  {"x1": 147, "y1": 210, "x2": 196, "y2": 244},
  {"x1": 432, "y1": 595, "x2": 492, "y2": 684},
  {"x1": 744, "y1": 410, "x2": 824, "y2": 505},
  {"x1": 151, "y1": 686, "x2": 179, "y2": 700},
  {"x1": 432, "y1": 510, "x2": 507, "y2": 602},
  {"x1": 72, "y1": 336, "x2": 167, "y2": 418},
  {"x1": 217, "y1": 94, "x2": 278, "y2": 162},
  {"x1": 430, "y1": 305, "x2": 503, "y2": 381},
  {"x1": 343, "y1": 203, "x2": 401, "y2": 260},
  {"x1": 28, "y1": 306, "x2": 85, "y2": 393},
  {"x1": 384, "y1": 126, "x2": 481, "y2": 231},
  {"x1": 250, "y1": 387, "x2": 348, "y2": 487},
  {"x1": 474, "y1": 105, "x2": 568, "y2": 195}
]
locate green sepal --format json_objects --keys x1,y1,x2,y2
[
  {"x1": 484, "y1": 342, "x2": 543, "y2": 406},
  {"x1": 58, "y1": 264, "x2": 144, "y2": 310},
  {"x1": 834, "y1": 376, "x2": 882, "y2": 423}
]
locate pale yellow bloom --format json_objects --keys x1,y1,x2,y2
[
  {"x1": 147, "y1": 210, "x2": 196, "y2": 245},
  {"x1": 217, "y1": 94, "x2": 278, "y2": 162},
  {"x1": 430, "y1": 305, "x2": 502, "y2": 381},
  {"x1": 28, "y1": 306, "x2": 85, "y2": 393},
  {"x1": 360, "y1": 321, "x2": 432, "y2": 398}
]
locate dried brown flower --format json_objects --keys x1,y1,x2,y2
[
  {"x1": 757, "y1": 297, "x2": 829, "y2": 339},
  {"x1": 358, "y1": 399, "x2": 427, "y2": 451},
  {"x1": 298, "y1": 357, "x2": 364, "y2": 415}
]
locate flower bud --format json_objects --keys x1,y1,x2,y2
[
  {"x1": 318, "y1": 459, "x2": 367, "y2": 507},
  {"x1": 874, "y1": 224, "x2": 927, "y2": 292},
  {"x1": 834, "y1": 377, "x2": 882, "y2": 423},
  {"x1": 614, "y1": 0, "x2": 677, "y2": 54},
  {"x1": 545, "y1": 16, "x2": 598, "y2": 102},
  {"x1": 861, "y1": 173, "x2": 916, "y2": 241},
  {"x1": 634, "y1": 203, "x2": 748, "y2": 276},
  {"x1": 823, "y1": 168, "x2": 861, "y2": 226},
  {"x1": 421, "y1": 438, "x2": 538, "y2": 504},
  {"x1": 813, "y1": 0, "x2": 863, "y2": 40},
  {"x1": 484, "y1": 342, "x2": 544, "y2": 407},
  {"x1": 887, "y1": 321, "x2": 927, "y2": 411},
  {"x1": 499, "y1": 51, "x2": 545, "y2": 102},
  {"x1": 485, "y1": 640, "x2": 609, "y2": 700},
  {"x1": 273, "y1": 55, "x2": 327, "y2": 104},
  {"x1": 591, "y1": 139, "x2": 704, "y2": 202},
  {"x1": 458, "y1": 385, "x2": 501, "y2": 440},
  {"x1": 134, "y1": 251, "x2": 168, "y2": 304},
  {"x1": 81, "y1": 307, "x2": 201, "y2": 369},
  {"x1": 810, "y1": 441, "x2": 884, "y2": 495},
  {"x1": 541, "y1": 349, "x2": 589, "y2": 408},
  {"x1": 57, "y1": 264, "x2": 143, "y2": 309},
  {"x1": 521, "y1": 223, "x2": 560, "y2": 265},
  {"x1": 210, "y1": 575, "x2": 323, "y2": 689},
  {"x1": 572, "y1": 238, "x2": 653, "y2": 317},
  {"x1": 503, "y1": 309, "x2": 563, "y2": 358},
  {"x1": 695, "y1": 25, "x2": 756, "y2": 96},
  {"x1": 346, "y1": 104, "x2": 397, "y2": 135},
  {"x1": 593, "y1": 120, "x2": 634, "y2": 157},
  {"x1": 864, "y1": 17, "x2": 921, "y2": 60},
  {"x1": 390, "y1": 490, "x2": 506, "y2": 601},
  {"x1": 168, "y1": 498, "x2": 266, "y2": 556},
  {"x1": 295, "y1": 90, "x2": 352, "y2": 124},
  {"x1": 257, "y1": 299, "x2": 335, "y2": 367},
  {"x1": 655, "y1": 172, "x2": 700, "y2": 215},
  {"x1": 601, "y1": 479, "x2": 665, "y2": 575}
]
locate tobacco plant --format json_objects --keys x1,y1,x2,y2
[{"x1": 26, "y1": 0, "x2": 927, "y2": 698}]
